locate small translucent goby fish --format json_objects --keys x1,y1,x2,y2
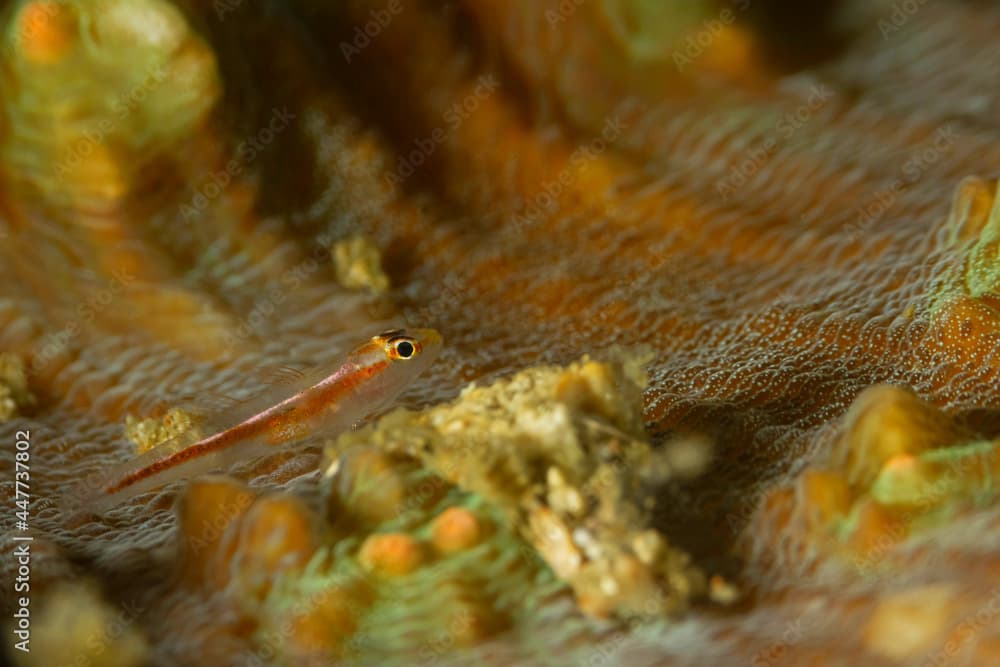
[{"x1": 67, "y1": 328, "x2": 442, "y2": 514}]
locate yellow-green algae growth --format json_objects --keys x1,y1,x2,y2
[
  {"x1": 596, "y1": 0, "x2": 714, "y2": 62},
  {"x1": 324, "y1": 353, "x2": 712, "y2": 620},
  {"x1": 776, "y1": 385, "x2": 1000, "y2": 576},
  {"x1": 0, "y1": 0, "x2": 220, "y2": 210},
  {"x1": 957, "y1": 177, "x2": 1000, "y2": 300},
  {"x1": 254, "y1": 475, "x2": 569, "y2": 665},
  {"x1": 929, "y1": 176, "x2": 1000, "y2": 312}
]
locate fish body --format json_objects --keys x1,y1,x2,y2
[{"x1": 68, "y1": 328, "x2": 442, "y2": 513}]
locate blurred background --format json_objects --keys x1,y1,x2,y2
[{"x1": 3, "y1": 1, "x2": 1000, "y2": 665}]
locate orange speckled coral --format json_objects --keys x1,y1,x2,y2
[{"x1": 3, "y1": 0, "x2": 1000, "y2": 664}]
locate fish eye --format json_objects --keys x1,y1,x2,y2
[{"x1": 388, "y1": 337, "x2": 418, "y2": 360}]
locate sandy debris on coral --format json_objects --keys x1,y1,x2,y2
[
  {"x1": 331, "y1": 235, "x2": 391, "y2": 293},
  {"x1": 124, "y1": 406, "x2": 199, "y2": 454},
  {"x1": 0, "y1": 352, "x2": 34, "y2": 421},
  {"x1": 326, "y1": 353, "x2": 714, "y2": 619}
]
